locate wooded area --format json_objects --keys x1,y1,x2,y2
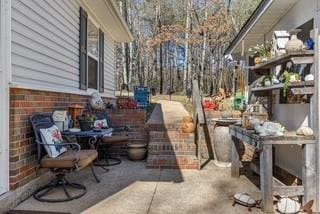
[{"x1": 115, "y1": 0, "x2": 261, "y2": 95}]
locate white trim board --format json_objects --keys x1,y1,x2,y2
[
  {"x1": 10, "y1": 82, "x2": 116, "y2": 99},
  {"x1": 0, "y1": 0, "x2": 11, "y2": 195}
]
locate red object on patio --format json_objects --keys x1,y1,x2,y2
[
  {"x1": 203, "y1": 100, "x2": 219, "y2": 110},
  {"x1": 117, "y1": 97, "x2": 138, "y2": 109}
]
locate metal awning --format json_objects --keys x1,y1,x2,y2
[
  {"x1": 85, "y1": 0, "x2": 134, "y2": 43},
  {"x1": 225, "y1": 0, "x2": 301, "y2": 56}
]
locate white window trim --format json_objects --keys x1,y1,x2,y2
[
  {"x1": 9, "y1": 82, "x2": 116, "y2": 99},
  {"x1": 87, "y1": 16, "x2": 100, "y2": 91},
  {"x1": 0, "y1": 0, "x2": 11, "y2": 195}
]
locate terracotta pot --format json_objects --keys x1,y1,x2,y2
[
  {"x1": 182, "y1": 116, "x2": 193, "y2": 123},
  {"x1": 254, "y1": 57, "x2": 262, "y2": 65},
  {"x1": 127, "y1": 143, "x2": 147, "y2": 161},
  {"x1": 182, "y1": 122, "x2": 195, "y2": 133}
]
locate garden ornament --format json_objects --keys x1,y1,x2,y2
[
  {"x1": 232, "y1": 193, "x2": 261, "y2": 212},
  {"x1": 90, "y1": 92, "x2": 105, "y2": 110}
]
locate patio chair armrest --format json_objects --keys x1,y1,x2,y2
[
  {"x1": 62, "y1": 136, "x2": 81, "y2": 151},
  {"x1": 35, "y1": 140, "x2": 81, "y2": 152}
]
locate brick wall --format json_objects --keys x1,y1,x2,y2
[
  {"x1": 106, "y1": 109, "x2": 148, "y2": 155},
  {"x1": 9, "y1": 88, "x2": 147, "y2": 190}
]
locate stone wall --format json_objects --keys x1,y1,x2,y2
[{"x1": 9, "y1": 88, "x2": 147, "y2": 190}]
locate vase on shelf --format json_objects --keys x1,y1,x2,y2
[{"x1": 285, "y1": 29, "x2": 304, "y2": 53}]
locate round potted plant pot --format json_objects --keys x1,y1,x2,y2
[
  {"x1": 78, "y1": 120, "x2": 94, "y2": 131},
  {"x1": 254, "y1": 57, "x2": 262, "y2": 65},
  {"x1": 127, "y1": 143, "x2": 147, "y2": 161}
]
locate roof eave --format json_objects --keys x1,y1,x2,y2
[
  {"x1": 107, "y1": 0, "x2": 134, "y2": 42},
  {"x1": 224, "y1": 0, "x2": 274, "y2": 55}
]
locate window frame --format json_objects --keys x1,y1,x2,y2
[
  {"x1": 79, "y1": 7, "x2": 104, "y2": 93},
  {"x1": 87, "y1": 17, "x2": 100, "y2": 91}
]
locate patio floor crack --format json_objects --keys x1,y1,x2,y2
[{"x1": 147, "y1": 169, "x2": 162, "y2": 214}]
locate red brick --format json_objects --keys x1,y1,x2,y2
[{"x1": 9, "y1": 87, "x2": 147, "y2": 190}]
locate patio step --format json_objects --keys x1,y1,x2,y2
[
  {"x1": 146, "y1": 100, "x2": 198, "y2": 169},
  {"x1": 147, "y1": 154, "x2": 199, "y2": 169},
  {"x1": 147, "y1": 130, "x2": 198, "y2": 169},
  {"x1": 147, "y1": 122, "x2": 183, "y2": 132},
  {"x1": 148, "y1": 142, "x2": 196, "y2": 156},
  {"x1": 149, "y1": 130, "x2": 194, "y2": 143}
]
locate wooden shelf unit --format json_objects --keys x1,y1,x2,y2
[
  {"x1": 251, "y1": 80, "x2": 314, "y2": 93},
  {"x1": 230, "y1": 126, "x2": 315, "y2": 211},
  {"x1": 230, "y1": 48, "x2": 318, "y2": 213},
  {"x1": 251, "y1": 51, "x2": 314, "y2": 71}
]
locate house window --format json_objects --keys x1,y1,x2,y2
[
  {"x1": 87, "y1": 20, "x2": 99, "y2": 90},
  {"x1": 79, "y1": 7, "x2": 104, "y2": 92}
]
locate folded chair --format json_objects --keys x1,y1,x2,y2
[
  {"x1": 30, "y1": 113, "x2": 100, "y2": 202},
  {"x1": 94, "y1": 112, "x2": 129, "y2": 166}
]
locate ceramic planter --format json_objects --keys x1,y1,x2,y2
[
  {"x1": 285, "y1": 29, "x2": 304, "y2": 53},
  {"x1": 127, "y1": 143, "x2": 147, "y2": 161},
  {"x1": 78, "y1": 120, "x2": 94, "y2": 131}
]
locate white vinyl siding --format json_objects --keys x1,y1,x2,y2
[
  {"x1": 11, "y1": 0, "x2": 116, "y2": 97},
  {"x1": 104, "y1": 35, "x2": 115, "y2": 98},
  {"x1": 11, "y1": 0, "x2": 79, "y2": 90}
]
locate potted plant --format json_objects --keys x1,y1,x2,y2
[
  {"x1": 281, "y1": 70, "x2": 301, "y2": 97},
  {"x1": 249, "y1": 41, "x2": 272, "y2": 64},
  {"x1": 77, "y1": 113, "x2": 96, "y2": 131}
]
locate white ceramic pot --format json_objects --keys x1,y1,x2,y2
[
  {"x1": 285, "y1": 29, "x2": 304, "y2": 53},
  {"x1": 305, "y1": 74, "x2": 314, "y2": 81}
]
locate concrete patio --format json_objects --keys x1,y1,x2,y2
[{"x1": 13, "y1": 159, "x2": 262, "y2": 214}]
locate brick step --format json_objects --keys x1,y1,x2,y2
[
  {"x1": 149, "y1": 130, "x2": 194, "y2": 143},
  {"x1": 147, "y1": 155, "x2": 199, "y2": 169},
  {"x1": 147, "y1": 123, "x2": 183, "y2": 132},
  {"x1": 148, "y1": 141, "x2": 196, "y2": 156}
]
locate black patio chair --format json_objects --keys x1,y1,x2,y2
[
  {"x1": 30, "y1": 113, "x2": 100, "y2": 202},
  {"x1": 93, "y1": 112, "x2": 129, "y2": 166}
]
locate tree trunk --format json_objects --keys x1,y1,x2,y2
[
  {"x1": 119, "y1": 1, "x2": 128, "y2": 91},
  {"x1": 159, "y1": 43, "x2": 163, "y2": 94},
  {"x1": 200, "y1": 0, "x2": 208, "y2": 93},
  {"x1": 183, "y1": 0, "x2": 193, "y2": 92}
]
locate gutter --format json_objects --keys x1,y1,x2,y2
[
  {"x1": 224, "y1": 0, "x2": 273, "y2": 55},
  {"x1": 107, "y1": 0, "x2": 134, "y2": 42}
]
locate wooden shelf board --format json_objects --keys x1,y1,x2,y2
[
  {"x1": 250, "y1": 51, "x2": 314, "y2": 71},
  {"x1": 250, "y1": 160, "x2": 304, "y2": 197},
  {"x1": 230, "y1": 126, "x2": 315, "y2": 146},
  {"x1": 251, "y1": 80, "x2": 314, "y2": 92}
]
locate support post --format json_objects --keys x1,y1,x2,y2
[
  {"x1": 231, "y1": 137, "x2": 240, "y2": 178},
  {"x1": 311, "y1": 27, "x2": 320, "y2": 211},
  {"x1": 302, "y1": 144, "x2": 316, "y2": 204},
  {"x1": 260, "y1": 144, "x2": 273, "y2": 213}
]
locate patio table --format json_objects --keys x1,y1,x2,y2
[
  {"x1": 62, "y1": 128, "x2": 114, "y2": 149},
  {"x1": 229, "y1": 125, "x2": 315, "y2": 213},
  {"x1": 62, "y1": 128, "x2": 114, "y2": 168}
]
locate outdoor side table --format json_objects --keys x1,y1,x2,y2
[{"x1": 229, "y1": 125, "x2": 315, "y2": 213}]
